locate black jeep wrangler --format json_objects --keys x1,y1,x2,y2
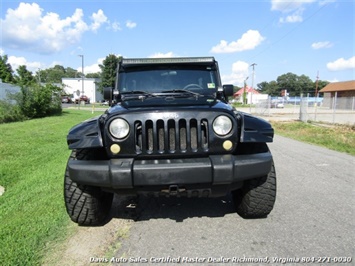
[{"x1": 64, "y1": 57, "x2": 276, "y2": 225}]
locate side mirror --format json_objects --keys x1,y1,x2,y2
[
  {"x1": 223, "y1": 84, "x2": 234, "y2": 97},
  {"x1": 103, "y1": 87, "x2": 113, "y2": 101}
]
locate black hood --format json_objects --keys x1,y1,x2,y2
[
  {"x1": 106, "y1": 98, "x2": 234, "y2": 115},
  {"x1": 120, "y1": 94, "x2": 217, "y2": 108}
]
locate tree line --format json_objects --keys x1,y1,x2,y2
[
  {"x1": 255, "y1": 73, "x2": 329, "y2": 97},
  {"x1": 0, "y1": 54, "x2": 121, "y2": 93}
]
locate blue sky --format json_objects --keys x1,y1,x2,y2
[{"x1": 1, "y1": 0, "x2": 354, "y2": 87}]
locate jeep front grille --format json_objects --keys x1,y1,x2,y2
[{"x1": 134, "y1": 118, "x2": 209, "y2": 154}]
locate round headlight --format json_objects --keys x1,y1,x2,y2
[
  {"x1": 213, "y1": 115, "x2": 232, "y2": 136},
  {"x1": 109, "y1": 118, "x2": 130, "y2": 139}
]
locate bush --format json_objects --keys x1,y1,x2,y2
[
  {"x1": 0, "y1": 83, "x2": 62, "y2": 123},
  {"x1": 0, "y1": 100, "x2": 26, "y2": 123},
  {"x1": 18, "y1": 84, "x2": 62, "y2": 118}
]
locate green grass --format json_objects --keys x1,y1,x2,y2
[
  {"x1": 0, "y1": 110, "x2": 103, "y2": 265},
  {"x1": 271, "y1": 121, "x2": 355, "y2": 155}
]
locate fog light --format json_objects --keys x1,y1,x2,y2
[
  {"x1": 223, "y1": 140, "x2": 233, "y2": 151},
  {"x1": 110, "y1": 144, "x2": 121, "y2": 154}
]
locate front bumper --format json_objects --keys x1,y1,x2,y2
[{"x1": 68, "y1": 152, "x2": 273, "y2": 195}]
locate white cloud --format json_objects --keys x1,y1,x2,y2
[
  {"x1": 126, "y1": 20, "x2": 137, "y2": 29},
  {"x1": 77, "y1": 57, "x2": 105, "y2": 74},
  {"x1": 272, "y1": 0, "x2": 315, "y2": 24},
  {"x1": 221, "y1": 61, "x2": 249, "y2": 86},
  {"x1": 319, "y1": 0, "x2": 336, "y2": 6},
  {"x1": 210, "y1": 30, "x2": 265, "y2": 54},
  {"x1": 279, "y1": 11, "x2": 303, "y2": 23},
  {"x1": 91, "y1": 9, "x2": 108, "y2": 32},
  {"x1": 8, "y1": 55, "x2": 42, "y2": 72},
  {"x1": 271, "y1": 0, "x2": 315, "y2": 12},
  {"x1": 327, "y1": 56, "x2": 355, "y2": 71},
  {"x1": 111, "y1": 21, "x2": 122, "y2": 32},
  {"x1": 311, "y1": 41, "x2": 333, "y2": 49},
  {"x1": 0, "y1": 3, "x2": 108, "y2": 54},
  {"x1": 149, "y1": 52, "x2": 177, "y2": 58}
]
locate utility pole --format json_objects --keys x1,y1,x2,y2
[
  {"x1": 315, "y1": 70, "x2": 319, "y2": 96},
  {"x1": 78, "y1": 55, "x2": 84, "y2": 95},
  {"x1": 314, "y1": 71, "x2": 319, "y2": 121},
  {"x1": 78, "y1": 55, "x2": 84, "y2": 109},
  {"x1": 250, "y1": 63, "x2": 257, "y2": 113},
  {"x1": 243, "y1": 77, "x2": 249, "y2": 105}
]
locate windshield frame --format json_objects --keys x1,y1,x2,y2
[{"x1": 117, "y1": 65, "x2": 220, "y2": 97}]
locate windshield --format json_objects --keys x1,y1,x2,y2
[{"x1": 119, "y1": 66, "x2": 218, "y2": 95}]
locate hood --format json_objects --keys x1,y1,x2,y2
[
  {"x1": 107, "y1": 98, "x2": 234, "y2": 115},
  {"x1": 120, "y1": 92, "x2": 217, "y2": 108}
]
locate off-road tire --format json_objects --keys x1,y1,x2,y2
[
  {"x1": 64, "y1": 150, "x2": 113, "y2": 226},
  {"x1": 233, "y1": 161, "x2": 276, "y2": 218}
]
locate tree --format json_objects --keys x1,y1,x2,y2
[
  {"x1": 276, "y1": 73, "x2": 299, "y2": 96},
  {"x1": 298, "y1": 74, "x2": 314, "y2": 95},
  {"x1": 15, "y1": 65, "x2": 35, "y2": 86},
  {"x1": 258, "y1": 80, "x2": 279, "y2": 96},
  {"x1": 316, "y1": 80, "x2": 329, "y2": 94},
  {"x1": 86, "y1": 72, "x2": 101, "y2": 78},
  {"x1": 98, "y1": 54, "x2": 122, "y2": 93},
  {"x1": 64, "y1": 67, "x2": 78, "y2": 78},
  {"x1": 0, "y1": 54, "x2": 15, "y2": 83}
]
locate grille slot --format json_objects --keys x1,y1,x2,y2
[{"x1": 135, "y1": 118, "x2": 209, "y2": 154}]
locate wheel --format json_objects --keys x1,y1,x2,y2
[
  {"x1": 183, "y1": 83, "x2": 204, "y2": 90},
  {"x1": 64, "y1": 150, "x2": 113, "y2": 226},
  {"x1": 233, "y1": 161, "x2": 276, "y2": 218}
]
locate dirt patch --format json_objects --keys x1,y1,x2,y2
[{"x1": 43, "y1": 196, "x2": 134, "y2": 266}]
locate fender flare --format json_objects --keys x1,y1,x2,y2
[
  {"x1": 67, "y1": 116, "x2": 104, "y2": 149},
  {"x1": 239, "y1": 113, "x2": 274, "y2": 143}
]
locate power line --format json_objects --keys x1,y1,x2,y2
[{"x1": 247, "y1": 2, "x2": 330, "y2": 62}]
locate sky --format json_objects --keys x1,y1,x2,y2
[{"x1": 1, "y1": 0, "x2": 354, "y2": 87}]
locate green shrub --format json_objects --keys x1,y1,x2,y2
[
  {"x1": 18, "y1": 84, "x2": 62, "y2": 118},
  {"x1": 0, "y1": 83, "x2": 62, "y2": 123},
  {"x1": 0, "y1": 100, "x2": 26, "y2": 123}
]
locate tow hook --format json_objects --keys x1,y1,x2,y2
[{"x1": 161, "y1": 185, "x2": 186, "y2": 196}]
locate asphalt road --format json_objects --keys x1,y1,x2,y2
[{"x1": 106, "y1": 135, "x2": 355, "y2": 265}]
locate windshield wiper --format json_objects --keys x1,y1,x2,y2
[
  {"x1": 160, "y1": 89, "x2": 204, "y2": 98},
  {"x1": 121, "y1": 90, "x2": 159, "y2": 101}
]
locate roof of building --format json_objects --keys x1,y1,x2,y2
[
  {"x1": 319, "y1": 80, "x2": 355, "y2": 93},
  {"x1": 233, "y1": 86, "x2": 260, "y2": 97}
]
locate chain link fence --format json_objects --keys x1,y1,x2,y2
[{"x1": 254, "y1": 94, "x2": 355, "y2": 126}]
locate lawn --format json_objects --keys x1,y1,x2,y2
[
  {"x1": 0, "y1": 109, "x2": 103, "y2": 265},
  {"x1": 271, "y1": 121, "x2": 355, "y2": 155}
]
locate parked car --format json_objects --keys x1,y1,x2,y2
[
  {"x1": 75, "y1": 95, "x2": 90, "y2": 104},
  {"x1": 61, "y1": 96, "x2": 72, "y2": 103},
  {"x1": 270, "y1": 101, "x2": 284, "y2": 108}
]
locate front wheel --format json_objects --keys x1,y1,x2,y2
[
  {"x1": 233, "y1": 161, "x2": 276, "y2": 218},
  {"x1": 64, "y1": 151, "x2": 113, "y2": 226}
]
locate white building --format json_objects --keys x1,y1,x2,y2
[
  {"x1": 62, "y1": 78, "x2": 103, "y2": 103},
  {"x1": 233, "y1": 86, "x2": 268, "y2": 104}
]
